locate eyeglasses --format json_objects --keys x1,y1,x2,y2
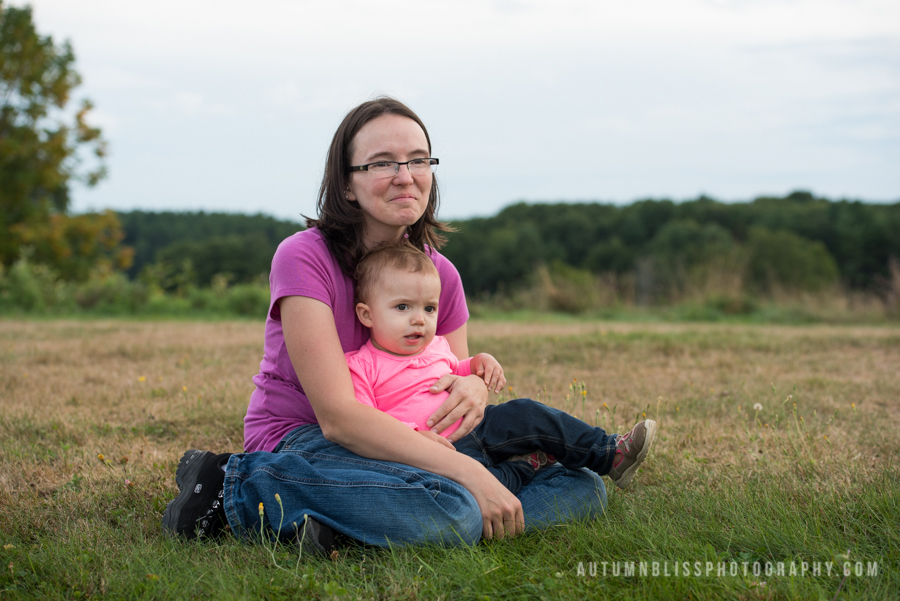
[{"x1": 348, "y1": 158, "x2": 439, "y2": 178}]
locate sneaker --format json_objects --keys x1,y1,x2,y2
[
  {"x1": 508, "y1": 450, "x2": 557, "y2": 471},
  {"x1": 609, "y1": 420, "x2": 657, "y2": 490},
  {"x1": 295, "y1": 514, "x2": 337, "y2": 558},
  {"x1": 162, "y1": 449, "x2": 232, "y2": 540}
]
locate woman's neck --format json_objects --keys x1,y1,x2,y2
[{"x1": 362, "y1": 224, "x2": 408, "y2": 252}]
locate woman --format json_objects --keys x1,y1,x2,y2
[{"x1": 162, "y1": 97, "x2": 607, "y2": 552}]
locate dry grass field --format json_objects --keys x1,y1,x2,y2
[{"x1": 1, "y1": 318, "x2": 898, "y2": 599}]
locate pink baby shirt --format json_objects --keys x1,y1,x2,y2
[{"x1": 345, "y1": 336, "x2": 473, "y2": 438}]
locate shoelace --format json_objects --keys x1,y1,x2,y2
[{"x1": 197, "y1": 489, "x2": 224, "y2": 534}]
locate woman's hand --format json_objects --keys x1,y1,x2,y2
[
  {"x1": 426, "y1": 374, "x2": 488, "y2": 443},
  {"x1": 417, "y1": 433, "x2": 523, "y2": 540},
  {"x1": 460, "y1": 465, "x2": 525, "y2": 540}
]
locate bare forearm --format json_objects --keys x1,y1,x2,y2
[{"x1": 322, "y1": 401, "x2": 483, "y2": 484}]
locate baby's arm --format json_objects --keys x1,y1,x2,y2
[{"x1": 469, "y1": 353, "x2": 506, "y2": 394}]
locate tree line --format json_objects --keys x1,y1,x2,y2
[
  {"x1": 441, "y1": 192, "x2": 900, "y2": 301},
  {"x1": 100, "y1": 191, "x2": 900, "y2": 304}
]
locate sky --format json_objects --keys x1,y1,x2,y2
[{"x1": 18, "y1": 0, "x2": 900, "y2": 222}]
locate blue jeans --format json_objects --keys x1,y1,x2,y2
[
  {"x1": 222, "y1": 406, "x2": 608, "y2": 547},
  {"x1": 454, "y1": 399, "x2": 619, "y2": 494}
]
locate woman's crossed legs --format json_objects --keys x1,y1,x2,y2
[{"x1": 222, "y1": 424, "x2": 607, "y2": 547}]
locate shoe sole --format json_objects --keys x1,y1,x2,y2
[
  {"x1": 615, "y1": 419, "x2": 658, "y2": 490},
  {"x1": 161, "y1": 449, "x2": 210, "y2": 537}
]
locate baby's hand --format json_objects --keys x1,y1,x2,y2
[
  {"x1": 417, "y1": 429, "x2": 455, "y2": 450},
  {"x1": 472, "y1": 353, "x2": 506, "y2": 394}
]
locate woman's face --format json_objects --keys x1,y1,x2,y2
[{"x1": 347, "y1": 114, "x2": 432, "y2": 248}]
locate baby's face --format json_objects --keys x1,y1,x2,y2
[{"x1": 358, "y1": 267, "x2": 441, "y2": 356}]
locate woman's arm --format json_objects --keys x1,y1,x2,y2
[
  {"x1": 424, "y1": 324, "x2": 490, "y2": 442},
  {"x1": 444, "y1": 323, "x2": 469, "y2": 359},
  {"x1": 280, "y1": 295, "x2": 523, "y2": 539}
]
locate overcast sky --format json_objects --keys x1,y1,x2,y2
[{"x1": 19, "y1": 0, "x2": 900, "y2": 222}]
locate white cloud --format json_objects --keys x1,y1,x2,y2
[
  {"x1": 85, "y1": 65, "x2": 164, "y2": 90},
  {"x1": 173, "y1": 92, "x2": 204, "y2": 115},
  {"x1": 145, "y1": 91, "x2": 234, "y2": 116},
  {"x1": 82, "y1": 107, "x2": 120, "y2": 135}
]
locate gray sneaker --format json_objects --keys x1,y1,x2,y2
[{"x1": 609, "y1": 420, "x2": 657, "y2": 490}]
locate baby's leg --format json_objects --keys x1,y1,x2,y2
[
  {"x1": 475, "y1": 399, "x2": 619, "y2": 475},
  {"x1": 480, "y1": 399, "x2": 657, "y2": 490},
  {"x1": 452, "y1": 436, "x2": 538, "y2": 495},
  {"x1": 484, "y1": 459, "x2": 538, "y2": 495}
]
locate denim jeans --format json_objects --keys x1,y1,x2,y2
[
  {"x1": 453, "y1": 399, "x2": 619, "y2": 494},
  {"x1": 222, "y1": 407, "x2": 608, "y2": 547}
]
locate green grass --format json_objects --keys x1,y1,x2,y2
[
  {"x1": 2, "y1": 456, "x2": 895, "y2": 599},
  {"x1": 1, "y1": 319, "x2": 898, "y2": 599}
]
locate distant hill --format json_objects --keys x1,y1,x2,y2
[
  {"x1": 114, "y1": 193, "x2": 900, "y2": 297},
  {"x1": 117, "y1": 211, "x2": 304, "y2": 285},
  {"x1": 441, "y1": 192, "x2": 900, "y2": 295}
]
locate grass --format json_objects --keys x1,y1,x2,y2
[{"x1": 1, "y1": 318, "x2": 898, "y2": 599}]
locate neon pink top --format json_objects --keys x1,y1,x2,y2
[
  {"x1": 345, "y1": 336, "x2": 473, "y2": 438},
  {"x1": 244, "y1": 228, "x2": 469, "y2": 453}
]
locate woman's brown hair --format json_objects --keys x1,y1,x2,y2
[{"x1": 305, "y1": 97, "x2": 453, "y2": 277}]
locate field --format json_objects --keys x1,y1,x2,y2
[{"x1": 1, "y1": 319, "x2": 898, "y2": 600}]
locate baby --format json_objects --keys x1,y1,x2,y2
[{"x1": 345, "y1": 242, "x2": 657, "y2": 494}]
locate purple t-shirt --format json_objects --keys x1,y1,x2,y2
[{"x1": 244, "y1": 228, "x2": 469, "y2": 453}]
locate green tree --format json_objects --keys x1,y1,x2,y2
[
  {"x1": 155, "y1": 232, "x2": 275, "y2": 287},
  {"x1": 1, "y1": 2, "x2": 106, "y2": 266},
  {"x1": 16, "y1": 210, "x2": 133, "y2": 281},
  {"x1": 745, "y1": 227, "x2": 839, "y2": 293}
]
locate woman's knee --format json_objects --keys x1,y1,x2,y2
[
  {"x1": 573, "y1": 468, "x2": 608, "y2": 515},
  {"x1": 446, "y1": 495, "x2": 483, "y2": 546},
  {"x1": 519, "y1": 466, "x2": 607, "y2": 530},
  {"x1": 407, "y1": 483, "x2": 482, "y2": 547}
]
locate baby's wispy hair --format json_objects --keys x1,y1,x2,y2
[{"x1": 354, "y1": 241, "x2": 439, "y2": 304}]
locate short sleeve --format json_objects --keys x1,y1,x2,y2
[
  {"x1": 454, "y1": 357, "x2": 473, "y2": 377},
  {"x1": 346, "y1": 351, "x2": 378, "y2": 408},
  {"x1": 268, "y1": 229, "x2": 345, "y2": 321},
  {"x1": 430, "y1": 249, "x2": 469, "y2": 336}
]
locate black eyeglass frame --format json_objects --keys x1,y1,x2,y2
[{"x1": 347, "y1": 158, "x2": 439, "y2": 173}]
